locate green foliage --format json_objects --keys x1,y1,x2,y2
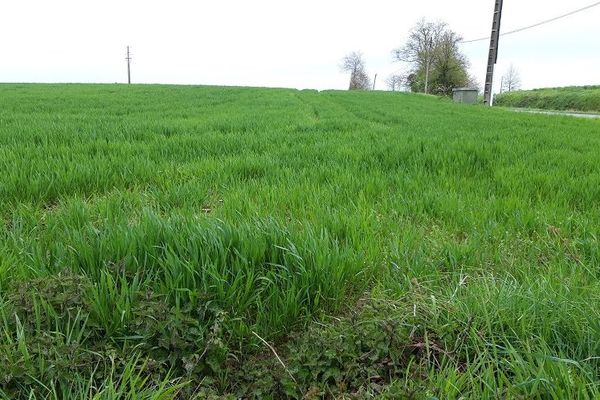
[
  {"x1": 1, "y1": 84, "x2": 600, "y2": 397},
  {"x1": 495, "y1": 85, "x2": 600, "y2": 112},
  {"x1": 395, "y1": 20, "x2": 471, "y2": 95},
  {"x1": 205, "y1": 290, "x2": 600, "y2": 398}
]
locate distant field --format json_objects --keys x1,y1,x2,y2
[
  {"x1": 495, "y1": 85, "x2": 600, "y2": 112},
  {"x1": 1, "y1": 84, "x2": 600, "y2": 398}
]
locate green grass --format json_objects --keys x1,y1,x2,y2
[
  {"x1": 495, "y1": 85, "x2": 600, "y2": 112},
  {"x1": 1, "y1": 83, "x2": 600, "y2": 398}
]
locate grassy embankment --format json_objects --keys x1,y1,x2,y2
[
  {"x1": 495, "y1": 85, "x2": 600, "y2": 113},
  {"x1": 1, "y1": 84, "x2": 600, "y2": 398}
]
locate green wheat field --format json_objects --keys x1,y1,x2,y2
[{"x1": 1, "y1": 84, "x2": 600, "y2": 399}]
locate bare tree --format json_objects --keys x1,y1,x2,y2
[
  {"x1": 341, "y1": 51, "x2": 371, "y2": 90},
  {"x1": 385, "y1": 74, "x2": 403, "y2": 92},
  {"x1": 501, "y1": 64, "x2": 521, "y2": 93},
  {"x1": 467, "y1": 75, "x2": 482, "y2": 93},
  {"x1": 393, "y1": 19, "x2": 446, "y2": 94}
]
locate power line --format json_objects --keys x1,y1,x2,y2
[{"x1": 460, "y1": 1, "x2": 600, "y2": 44}]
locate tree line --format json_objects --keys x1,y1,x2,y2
[{"x1": 342, "y1": 18, "x2": 521, "y2": 95}]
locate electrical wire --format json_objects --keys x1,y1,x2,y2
[{"x1": 460, "y1": 1, "x2": 600, "y2": 44}]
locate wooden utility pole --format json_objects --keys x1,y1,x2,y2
[
  {"x1": 484, "y1": 0, "x2": 503, "y2": 106},
  {"x1": 126, "y1": 46, "x2": 132, "y2": 84},
  {"x1": 372, "y1": 73, "x2": 378, "y2": 90}
]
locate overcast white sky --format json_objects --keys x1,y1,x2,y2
[{"x1": 1, "y1": 0, "x2": 599, "y2": 92}]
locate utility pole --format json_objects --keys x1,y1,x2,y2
[
  {"x1": 372, "y1": 73, "x2": 378, "y2": 90},
  {"x1": 126, "y1": 46, "x2": 132, "y2": 84},
  {"x1": 484, "y1": 0, "x2": 503, "y2": 106}
]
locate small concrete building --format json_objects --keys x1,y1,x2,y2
[{"x1": 452, "y1": 88, "x2": 479, "y2": 104}]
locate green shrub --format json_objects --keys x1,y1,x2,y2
[{"x1": 495, "y1": 86, "x2": 600, "y2": 112}]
